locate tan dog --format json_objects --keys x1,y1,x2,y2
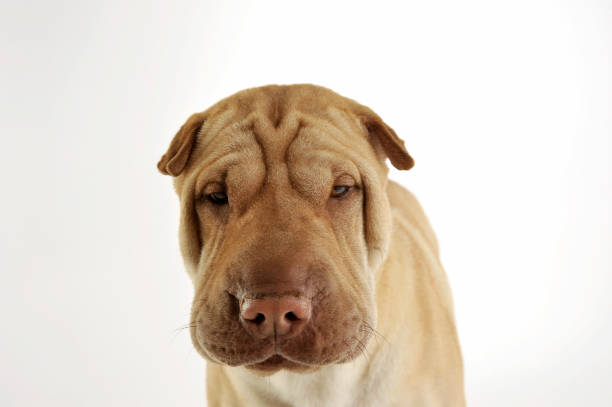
[{"x1": 158, "y1": 84, "x2": 464, "y2": 406}]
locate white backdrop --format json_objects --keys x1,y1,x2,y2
[{"x1": 1, "y1": 0, "x2": 610, "y2": 406}]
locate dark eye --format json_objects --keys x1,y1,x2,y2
[
  {"x1": 207, "y1": 192, "x2": 228, "y2": 205},
  {"x1": 331, "y1": 185, "x2": 351, "y2": 198}
]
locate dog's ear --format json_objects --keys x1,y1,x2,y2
[
  {"x1": 157, "y1": 113, "x2": 205, "y2": 176},
  {"x1": 358, "y1": 112, "x2": 414, "y2": 171}
]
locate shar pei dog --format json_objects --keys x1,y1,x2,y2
[{"x1": 157, "y1": 84, "x2": 464, "y2": 406}]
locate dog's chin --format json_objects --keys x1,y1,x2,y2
[{"x1": 245, "y1": 355, "x2": 321, "y2": 375}]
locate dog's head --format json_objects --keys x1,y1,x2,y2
[{"x1": 158, "y1": 85, "x2": 413, "y2": 374}]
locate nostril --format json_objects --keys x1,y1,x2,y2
[
  {"x1": 240, "y1": 295, "x2": 311, "y2": 338},
  {"x1": 252, "y1": 313, "x2": 266, "y2": 325},
  {"x1": 284, "y1": 311, "x2": 299, "y2": 321}
]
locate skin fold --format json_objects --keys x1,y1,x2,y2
[{"x1": 158, "y1": 84, "x2": 465, "y2": 406}]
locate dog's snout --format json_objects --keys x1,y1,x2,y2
[{"x1": 240, "y1": 296, "x2": 311, "y2": 339}]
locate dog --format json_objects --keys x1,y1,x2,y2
[{"x1": 158, "y1": 84, "x2": 465, "y2": 406}]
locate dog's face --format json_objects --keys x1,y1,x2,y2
[{"x1": 158, "y1": 85, "x2": 413, "y2": 374}]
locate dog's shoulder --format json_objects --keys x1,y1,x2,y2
[{"x1": 386, "y1": 180, "x2": 439, "y2": 258}]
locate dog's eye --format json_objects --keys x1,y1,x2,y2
[
  {"x1": 331, "y1": 185, "x2": 351, "y2": 198},
  {"x1": 207, "y1": 192, "x2": 228, "y2": 205}
]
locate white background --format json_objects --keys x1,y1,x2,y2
[{"x1": 1, "y1": 0, "x2": 610, "y2": 406}]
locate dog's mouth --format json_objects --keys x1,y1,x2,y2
[
  {"x1": 246, "y1": 351, "x2": 340, "y2": 374},
  {"x1": 246, "y1": 354, "x2": 306, "y2": 372},
  {"x1": 193, "y1": 322, "x2": 372, "y2": 374}
]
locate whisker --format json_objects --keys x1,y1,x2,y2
[
  {"x1": 355, "y1": 341, "x2": 369, "y2": 363},
  {"x1": 355, "y1": 336, "x2": 371, "y2": 362},
  {"x1": 174, "y1": 322, "x2": 199, "y2": 332},
  {"x1": 361, "y1": 321, "x2": 390, "y2": 345},
  {"x1": 169, "y1": 321, "x2": 199, "y2": 344}
]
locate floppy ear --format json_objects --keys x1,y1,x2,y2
[
  {"x1": 157, "y1": 113, "x2": 205, "y2": 176},
  {"x1": 359, "y1": 113, "x2": 414, "y2": 171}
]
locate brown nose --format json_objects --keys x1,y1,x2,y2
[{"x1": 240, "y1": 296, "x2": 311, "y2": 339}]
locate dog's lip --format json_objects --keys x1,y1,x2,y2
[
  {"x1": 195, "y1": 325, "x2": 367, "y2": 367},
  {"x1": 245, "y1": 353, "x2": 309, "y2": 371},
  {"x1": 255, "y1": 354, "x2": 286, "y2": 366}
]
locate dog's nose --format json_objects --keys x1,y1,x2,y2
[{"x1": 240, "y1": 296, "x2": 311, "y2": 339}]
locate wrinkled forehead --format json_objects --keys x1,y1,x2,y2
[{"x1": 183, "y1": 103, "x2": 378, "y2": 190}]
